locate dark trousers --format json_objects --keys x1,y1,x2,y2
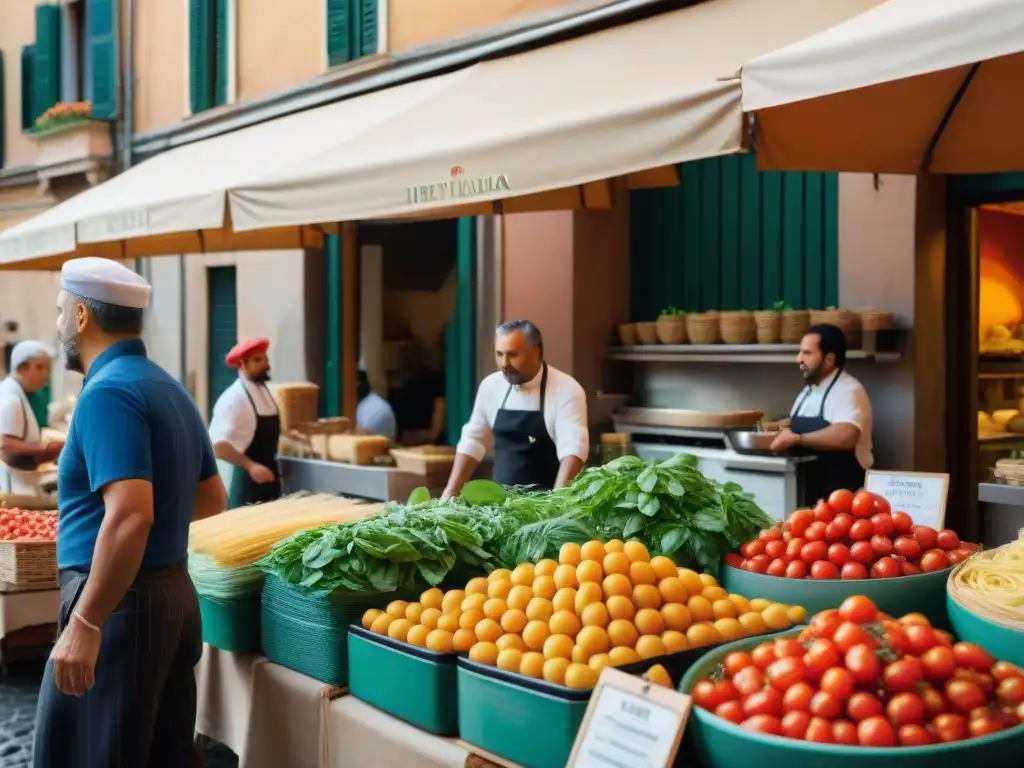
[{"x1": 32, "y1": 562, "x2": 203, "y2": 768}]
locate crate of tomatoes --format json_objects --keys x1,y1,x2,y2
[{"x1": 0, "y1": 507, "x2": 58, "y2": 591}]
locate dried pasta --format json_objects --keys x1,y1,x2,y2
[{"x1": 948, "y1": 529, "x2": 1024, "y2": 630}]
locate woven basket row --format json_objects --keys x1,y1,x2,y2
[
  {"x1": 620, "y1": 308, "x2": 892, "y2": 346},
  {"x1": 0, "y1": 540, "x2": 58, "y2": 588}
]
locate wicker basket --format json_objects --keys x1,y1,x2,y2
[
  {"x1": 860, "y1": 309, "x2": 894, "y2": 332},
  {"x1": 635, "y1": 322, "x2": 658, "y2": 345},
  {"x1": 655, "y1": 315, "x2": 687, "y2": 344},
  {"x1": 618, "y1": 323, "x2": 638, "y2": 346},
  {"x1": 808, "y1": 309, "x2": 855, "y2": 333},
  {"x1": 274, "y1": 383, "x2": 320, "y2": 434},
  {"x1": 391, "y1": 446, "x2": 456, "y2": 486},
  {"x1": 753, "y1": 311, "x2": 781, "y2": 344},
  {"x1": 0, "y1": 540, "x2": 57, "y2": 589},
  {"x1": 720, "y1": 311, "x2": 756, "y2": 345},
  {"x1": 780, "y1": 310, "x2": 810, "y2": 344},
  {"x1": 686, "y1": 312, "x2": 720, "y2": 345}
]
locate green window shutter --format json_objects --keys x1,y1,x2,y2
[
  {"x1": 207, "y1": 266, "x2": 238, "y2": 419},
  {"x1": 213, "y1": 0, "x2": 230, "y2": 107},
  {"x1": 20, "y1": 46, "x2": 35, "y2": 130},
  {"x1": 189, "y1": 0, "x2": 213, "y2": 114},
  {"x1": 0, "y1": 52, "x2": 5, "y2": 169},
  {"x1": 88, "y1": 0, "x2": 117, "y2": 120},
  {"x1": 445, "y1": 218, "x2": 477, "y2": 443},
  {"x1": 354, "y1": 0, "x2": 379, "y2": 58},
  {"x1": 33, "y1": 3, "x2": 62, "y2": 125},
  {"x1": 326, "y1": 0, "x2": 351, "y2": 67},
  {"x1": 322, "y1": 234, "x2": 343, "y2": 418}
]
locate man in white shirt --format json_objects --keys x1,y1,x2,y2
[
  {"x1": 208, "y1": 337, "x2": 281, "y2": 508},
  {"x1": 355, "y1": 369, "x2": 397, "y2": 441},
  {"x1": 770, "y1": 323, "x2": 873, "y2": 501},
  {"x1": 0, "y1": 340, "x2": 62, "y2": 494},
  {"x1": 443, "y1": 320, "x2": 589, "y2": 497}
]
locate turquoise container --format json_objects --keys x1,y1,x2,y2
[
  {"x1": 198, "y1": 593, "x2": 262, "y2": 653},
  {"x1": 347, "y1": 627, "x2": 459, "y2": 735},
  {"x1": 679, "y1": 630, "x2": 1024, "y2": 768},
  {"x1": 947, "y1": 591, "x2": 1024, "y2": 667},
  {"x1": 721, "y1": 564, "x2": 952, "y2": 629}
]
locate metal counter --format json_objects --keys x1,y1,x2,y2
[
  {"x1": 278, "y1": 457, "x2": 425, "y2": 502},
  {"x1": 978, "y1": 482, "x2": 1024, "y2": 549}
]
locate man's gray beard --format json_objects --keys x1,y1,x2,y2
[
  {"x1": 61, "y1": 335, "x2": 83, "y2": 374},
  {"x1": 502, "y1": 370, "x2": 525, "y2": 385}
]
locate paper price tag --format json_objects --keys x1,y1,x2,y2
[{"x1": 863, "y1": 470, "x2": 949, "y2": 529}]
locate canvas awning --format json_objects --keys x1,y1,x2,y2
[{"x1": 742, "y1": 0, "x2": 1024, "y2": 173}]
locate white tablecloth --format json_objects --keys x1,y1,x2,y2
[{"x1": 0, "y1": 588, "x2": 59, "y2": 639}]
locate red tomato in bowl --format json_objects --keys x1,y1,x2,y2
[
  {"x1": 920, "y1": 549, "x2": 951, "y2": 572},
  {"x1": 827, "y1": 489, "x2": 854, "y2": 515},
  {"x1": 813, "y1": 501, "x2": 835, "y2": 523},
  {"x1": 870, "y1": 556, "x2": 901, "y2": 579},
  {"x1": 912, "y1": 525, "x2": 939, "y2": 550},
  {"x1": 851, "y1": 491, "x2": 876, "y2": 519},
  {"x1": 810, "y1": 560, "x2": 839, "y2": 579},
  {"x1": 841, "y1": 561, "x2": 868, "y2": 580},
  {"x1": 936, "y1": 529, "x2": 961, "y2": 550}
]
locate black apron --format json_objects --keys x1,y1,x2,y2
[
  {"x1": 228, "y1": 382, "x2": 282, "y2": 508},
  {"x1": 492, "y1": 362, "x2": 561, "y2": 491},
  {"x1": 790, "y1": 370, "x2": 866, "y2": 502},
  {"x1": 4, "y1": 379, "x2": 40, "y2": 473}
]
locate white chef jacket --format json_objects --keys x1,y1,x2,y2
[
  {"x1": 356, "y1": 392, "x2": 397, "y2": 442},
  {"x1": 208, "y1": 376, "x2": 279, "y2": 454},
  {"x1": 0, "y1": 376, "x2": 42, "y2": 494},
  {"x1": 457, "y1": 365, "x2": 589, "y2": 463},
  {"x1": 790, "y1": 369, "x2": 874, "y2": 469}
]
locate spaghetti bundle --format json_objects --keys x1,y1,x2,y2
[{"x1": 948, "y1": 529, "x2": 1024, "y2": 630}]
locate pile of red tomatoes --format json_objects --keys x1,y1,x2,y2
[
  {"x1": 692, "y1": 596, "x2": 1024, "y2": 746},
  {"x1": 725, "y1": 489, "x2": 977, "y2": 580},
  {"x1": 0, "y1": 508, "x2": 57, "y2": 542}
]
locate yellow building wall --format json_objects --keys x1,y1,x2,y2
[
  {"x1": 132, "y1": 0, "x2": 189, "y2": 135},
  {"x1": 0, "y1": 0, "x2": 43, "y2": 170},
  {"x1": 237, "y1": 0, "x2": 326, "y2": 102}
]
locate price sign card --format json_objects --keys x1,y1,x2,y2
[
  {"x1": 567, "y1": 667, "x2": 692, "y2": 768},
  {"x1": 864, "y1": 470, "x2": 949, "y2": 529}
]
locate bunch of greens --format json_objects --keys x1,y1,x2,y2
[{"x1": 553, "y1": 453, "x2": 773, "y2": 574}]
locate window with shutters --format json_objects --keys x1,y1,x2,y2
[
  {"x1": 188, "y1": 0, "x2": 234, "y2": 115},
  {"x1": 326, "y1": 0, "x2": 381, "y2": 68},
  {"x1": 20, "y1": 47, "x2": 35, "y2": 131}
]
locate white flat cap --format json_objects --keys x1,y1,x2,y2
[
  {"x1": 10, "y1": 340, "x2": 55, "y2": 370},
  {"x1": 61, "y1": 257, "x2": 151, "y2": 310}
]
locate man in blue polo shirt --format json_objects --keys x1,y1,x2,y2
[{"x1": 33, "y1": 258, "x2": 227, "y2": 768}]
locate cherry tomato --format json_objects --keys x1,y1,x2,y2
[
  {"x1": 945, "y1": 679, "x2": 987, "y2": 713},
  {"x1": 879, "y1": 621, "x2": 911, "y2": 655},
  {"x1": 828, "y1": 489, "x2": 854, "y2": 515},
  {"x1": 782, "y1": 682, "x2": 815, "y2": 713},
  {"x1": 805, "y1": 716, "x2": 834, "y2": 743},
  {"x1": 848, "y1": 541, "x2": 874, "y2": 565},
  {"x1": 912, "y1": 525, "x2": 938, "y2": 550},
  {"x1": 953, "y1": 642, "x2": 994, "y2": 673},
  {"x1": 884, "y1": 658, "x2": 924, "y2": 692},
  {"x1": 714, "y1": 700, "x2": 744, "y2": 724},
  {"x1": 969, "y1": 715, "x2": 1004, "y2": 738},
  {"x1": 740, "y1": 539, "x2": 767, "y2": 558},
  {"x1": 857, "y1": 715, "x2": 896, "y2": 746},
  {"x1": 951, "y1": 545, "x2": 977, "y2": 563},
  {"x1": 869, "y1": 535, "x2": 893, "y2": 558},
  {"x1": 781, "y1": 710, "x2": 811, "y2": 738},
  {"x1": 891, "y1": 511, "x2": 913, "y2": 535},
  {"x1": 751, "y1": 642, "x2": 778, "y2": 670},
  {"x1": 932, "y1": 713, "x2": 969, "y2": 742},
  {"x1": 997, "y1": 677, "x2": 1024, "y2": 706},
  {"x1": 809, "y1": 690, "x2": 842, "y2": 720},
  {"x1": 747, "y1": 554, "x2": 771, "y2": 574},
  {"x1": 807, "y1": 609, "x2": 842, "y2": 640},
  {"x1": 733, "y1": 666, "x2": 765, "y2": 697},
  {"x1": 692, "y1": 681, "x2": 720, "y2": 710},
  {"x1": 785, "y1": 537, "x2": 806, "y2": 559},
  {"x1": 804, "y1": 522, "x2": 828, "y2": 542},
  {"x1": 921, "y1": 645, "x2": 956, "y2": 681},
  {"x1": 832, "y1": 719, "x2": 858, "y2": 744},
  {"x1": 933, "y1": 629, "x2": 954, "y2": 647},
  {"x1": 846, "y1": 691, "x2": 884, "y2": 722},
  {"x1": 741, "y1": 714, "x2": 783, "y2": 735},
  {"x1": 724, "y1": 652, "x2": 755, "y2": 678},
  {"x1": 766, "y1": 657, "x2": 805, "y2": 691},
  {"x1": 898, "y1": 724, "x2": 933, "y2": 746},
  {"x1": 873, "y1": 496, "x2": 891, "y2": 515},
  {"x1": 811, "y1": 501, "x2": 834, "y2": 522},
  {"x1": 871, "y1": 556, "x2": 902, "y2": 579},
  {"x1": 773, "y1": 638, "x2": 805, "y2": 659},
  {"x1": 835, "y1": 623, "x2": 877, "y2": 654},
  {"x1": 851, "y1": 491, "x2": 876, "y2": 519},
  {"x1": 798, "y1": 541, "x2": 827, "y2": 566},
  {"x1": 743, "y1": 687, "x2": 784, "y2": 718},
  {"x1": 886, "y1": 692, "x2": 925, "y2": 725},
  {"x1": 870, "y1": 513, "x2": 894, "y2": 536},
  {"x1": 900, "y1": 561, "x2": 923, "y2": 576},
  {"x1": 849, "y1": 519, "x2": 875, "y2": 542},
  {"x1": 764, "y1": 539, "x2": 787, "y2": 559},
  {"x1": 824, "y1": 522, "x2": 847, "y2": 542},
  {"x1": 785, "y1": 560, "x2": 808, "y2": 579},
  {"x1": 892, "y1": 535, "x2": 921, "y2": 560},
  {"x1": 954, "y1": 668, "x2": 995, "y2": 693},
  {"x1": 919, "y1": 549, "x2": 950, "y2": 573},
  {"x1": 991, "y1": 661, "x2": 1024, "y2": 682},
  {"x1": 803, "y1": 639, "x2": 840, "y2": 682},
  {"x1": 936, "y1": 529, "x2": 961, "y2": 550},
  {"x1": 920, "y1": 686, "x2": 949, "y2": 718},
  {"x1": 840, "y1": 562, "x2": 868, "y2": 580},
  {"x1": 820, "y1": 667, "x2": 856, "y2": 700},
  {"x1": 766, "y1": 558, "x2": 788, "y2": 577},
  {"x1": 810, "y1": 560, "x2": 840, "y2": 579},
  {"x1": 838, "y1": 595, "x2": 878, "y2": 624},
  {"x1": 787, "y1": 509, "x2": 814, "y2": 537}
]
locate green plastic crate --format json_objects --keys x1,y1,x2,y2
[
  {"x1": 348, "y1": 626, "x2": 458, "y2": 735},
  {"x1": 198, "y1": 593, "x2": 262, "y2": 653}
]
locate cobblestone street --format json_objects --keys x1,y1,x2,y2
[{"x1": 0, "y1": 662, "x2": 238, "y2": 768}]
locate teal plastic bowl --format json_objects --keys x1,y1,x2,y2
[
  {"x1": 946, "y1": 590, "x2": 1024, "y2": 668},
  {"x1": 720, "y1": 564, "x2": 951, "y2": 629},
  {"x1": 678, "y1": 630, "x2": 1024, "y2": 768}
]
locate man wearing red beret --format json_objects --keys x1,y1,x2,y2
[{"x1": 208, "y1": 337, "x2": 281, "y2": 508}]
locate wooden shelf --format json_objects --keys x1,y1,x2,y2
[
  {"x1": 607, "y1": 344, "x2": 901, "y2": 364},
  {"x1": 978, "y1": 359, "x2": 1024, "y2": 379}
]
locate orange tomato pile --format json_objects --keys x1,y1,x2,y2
[
  {"x1": 0, "y1": 508, "x2": 57, "y2": 542},
  {"x1": 726, "y1": 489, "x2": 978, "y2": 580},
  {"x1": 693, "y1": 595, "x2": 1024, "y2": 747}
]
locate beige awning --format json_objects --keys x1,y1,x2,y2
[
  {"x1": 743, "y1": 0, "x2": 1024, "y2": 173},
  {"x1": 228, "y1": 0, "x2": 883, "y2": 232}
]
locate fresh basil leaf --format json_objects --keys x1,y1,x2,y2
[
  {"x1": 636, "y1": 468, "x2": 658, "y2": 494},
  {"x1": 407, "y1": 487, "x2": 431, "y2": 505}
]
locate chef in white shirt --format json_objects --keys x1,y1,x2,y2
[
  {"x1": 442, "y1": 320, "x2": 589, "y2": 497},
  {"x1": 0, "y1": 340, "x2": 62, "y2": 494},
  {"x1": 209, "y1": 337, "x2": 281, "y2": 508},
  {"x1": 770, "y1": 323, "x2": 874, "y2": 500}
]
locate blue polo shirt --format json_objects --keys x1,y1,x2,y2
[{"x1": 57, "y1": 339, "x2": 218, "y2": 570}]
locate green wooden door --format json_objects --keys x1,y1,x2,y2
[
  {"x1": 445, "y1": 218, "x2": 477, "y2": 445},
  {"x1": 630, "y1": 155, "x2": 839, "y2": 319},
  {"x1": 207, "y1": 266, "x2": 238, "y2": 418}
]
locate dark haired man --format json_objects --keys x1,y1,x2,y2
[
  {"x1": 770, "y1": 323, "x2": 874, "y2": 500},
  {"x1": 442, "y1": 319, "x2": 588, "y2": 497},
  {"x1": 33, "y1": 257, "x2": 226, "y2": 768}
]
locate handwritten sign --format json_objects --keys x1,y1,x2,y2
[
  {"x1": 567, "y1": 667, "x2": 691, "y2": 768},
  {"x1": 864, "y1": 470, "x2": 949, "y2": 529}
]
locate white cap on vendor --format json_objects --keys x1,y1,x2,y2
[
  {"x1": 9, "y1": 340, "x2": 55, "y2": 370},
  {"x1": 61, "y1": 257, "x2": 152, "y2": 310}
]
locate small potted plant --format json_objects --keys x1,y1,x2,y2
[{"x1": 655, "y1": 306, "x2": 687, "y2": 344}]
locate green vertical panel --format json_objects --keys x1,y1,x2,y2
[
  {"x1": 802, "y1": 173, "x2": 825, "y2": 309},
  {"x1": 20, "y1": 46, "x2": 35, "y2": 130},
  {"x1": 681, "y1": 163, "x2": 702, "y2": 312},
  {"x1": 699, "y1": 159, "x2": 721, "y2": 311},
  {"x1": 354, "y1": 0, "x2": 379, "y2": 58},
  {"x1": 661, "y1": 183, "x2": 684, "y2": 311},
  {"x1": 456, "y1": 217, "x2": 476, "y2": 429},
  {"x1": 27, "y1": 381, "x2": 50, "y2": 429},
  {"x1": 88, "y1": 0, "x2": 117, "y2": 119},
  {"x1": 781, "y1": 174, "x2": 805, "y2": 307},
  {"x1": 628, "y1": 190, "x2": 655, "y2": 320},
  {"x1": 0, "y1": 52, "x2": 5, "y2": 169},
  {"x1": 760, "y1": 170, "x2": 783, "y2": 306},
  {"x1": 189, "y1": 0, "x2": 212, "y2": 114},
  {"x1": 719, "y1": 156, "x2": 741, "y2": 310},
  {"x1": 323, "y1": 234, "x2": 342, "y2": 418},
  {"x1": 823, "y1": 173, "x2": 840, "y2": 307},
  {"x1": 207, "y1": 267, "x2": 238, "y2": 419},
  {"x1": 33, "y1": 4, "x2": 62, "y2": 125},
  {"x1": 738, "y1": 155, "x2": 762, "y2": 309},
  {"x1": 326, "y1": 0, "x2": 352, "y2": 66},
  {"x1": 213, "y1": 0, "x2": 230, "y2": 107}
]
